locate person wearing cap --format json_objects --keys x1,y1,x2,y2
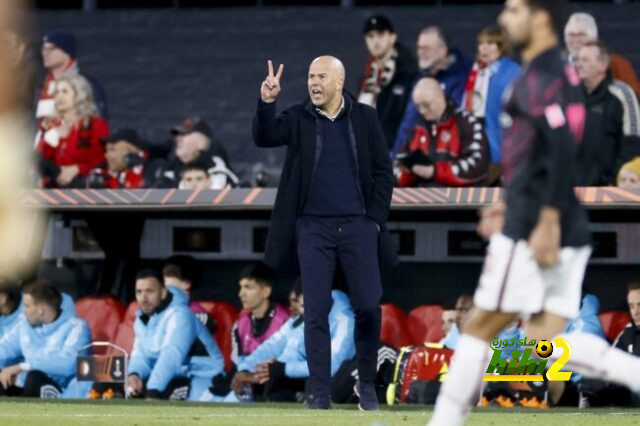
[
  {"x1": 36, "y1": 30, "x2": 107, "y2": 124},
  {"x1": 87, "y1": 129, "x2": 161, "y2": 189},
  {"x1": 35, "y1": 73, "x2": 109, "y2": 188},
  {"x1": 390, "y1": 26, "x2": 473, "y2": 160},
  {"x1": 156, "y1": 117, "x2": 238, "y2": 189},
  {"x1": 358, "y1": 15, "x2": 417, "y2": 151},
  {"x1": 396, "y1": 77, "x2": 489, "y2": 187}
]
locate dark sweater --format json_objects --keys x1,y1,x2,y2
[{"x1": 303, "y1": 105, "x2": 364, "y2": 216}]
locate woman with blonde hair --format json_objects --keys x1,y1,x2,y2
[
  {"x1": 617, "y1": 157, "x2": 640, "y2": 189},
  {"x1": 36, "y1": 73, "x2": 108, "y2": 187},
  {"x1": 462, "y1": 26, "x2": 520, "y2": 183}
]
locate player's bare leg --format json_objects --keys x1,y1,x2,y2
[{"x1": 428, "y1": 308, "x2": 517, "y2": 426}]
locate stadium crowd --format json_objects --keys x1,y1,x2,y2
[
  {"x1": 14, "y1": 11, "x2": 640, "y2": 191},
  {"x1": 1, "y1": 8, "x2": 640, "y2": 409}
]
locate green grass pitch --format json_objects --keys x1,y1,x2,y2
[{"x1": 1, "y1": 399, "x2": 640, "y2": 425}]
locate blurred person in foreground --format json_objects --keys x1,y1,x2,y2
[{"x1": 0, "y1": 0, "x2": 44, "y2": 281}]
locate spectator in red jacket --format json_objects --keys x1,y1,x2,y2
[
  {"x1": 87, "y1": 129, "x2": 156, "y2": 189},
  {"x1": 396, "y1": 77, "x2": 489, "y2": 187},
  {"x1": 36, "y1": 74, "x2": 109, "y2": 188}
]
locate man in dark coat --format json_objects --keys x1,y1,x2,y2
[
  {"x1": 252, "y1": 56, "x2": 395, "y2": 410},
  {"x1": 575, "y1": 41, "x2": 640, "y2": 186},
  {"x1": 358, "y1": 15, "x2": 418, "y2": 150}
]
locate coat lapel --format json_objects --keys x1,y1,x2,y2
[{"x1": 299, "y1": 108, "x2": 317, "y2": 210}]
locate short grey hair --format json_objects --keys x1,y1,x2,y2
[{"x1": 565, "y1": 12, "x2": 598, "y2": 40}]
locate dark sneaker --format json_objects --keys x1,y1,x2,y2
[
  {"x1": 305, "y1": 397, "x2": 331, "y2": 409},
  {"x1": 355, "y1": 380, "x2": 379, "y2": 411}
]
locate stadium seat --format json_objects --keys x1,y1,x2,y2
[
  {"x1": 380, "y1": 303, "x2": 413, "y2": 349},
  {"x1": 407, "y1": 305, "x2": 444, "y2": 344},
  {"x1": 109, "y1": 301, "x2": 139, "y2": 355},
  {"x1": 76, "y1": 295, "x2": 126, "y2": 343},
  {"x1": 123, "y1": 300, "x2": 139, "y2": 325},
  {"x1": 195, "y1": 300, "x2": 239, "y2": 371},
  {"x1": 599, "y1": 311, "x2": 631, "y2": 342}
]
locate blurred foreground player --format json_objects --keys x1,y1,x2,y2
[
  {"x1": 429, "y1": 1, "x2": 640, "y2": 424},
  {"x1": 0, "y1": 1, "x2": 43, "y2": 283}
]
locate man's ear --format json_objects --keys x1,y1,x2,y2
[
  {"x1": 263, "y1": 285, "x2": 273, "y2": 299},
  {"x1": 390, "y1": 33, "x2": 398, "y2": 45}
]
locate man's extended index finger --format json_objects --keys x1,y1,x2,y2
[{"x1": 268, "y1": 60, "x2": 274, "y2": 77}]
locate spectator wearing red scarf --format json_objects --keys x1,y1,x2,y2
[
  {"x1": 36, "y1": 74, "x2": 108, "y2": 188},
  {"x1": 461, "y1": 27, "x2": 520, "y2": 183}
]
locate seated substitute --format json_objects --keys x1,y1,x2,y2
[
  {"x1": 0, "y1": 280, "x2": 90, "y2": 398},
  {"x1": 230, "y1": 288, "x2": 355, "y2": 403},
  {"x1": 231, "y1": 263, "x2": 289, "y2": 367},
  {"x1": 126, "y1": 269, "x2": 198, "y2": 400}
]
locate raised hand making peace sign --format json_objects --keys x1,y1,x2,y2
[{"x1": 260, "y1": 60, "x2": 284, "y2": 103}]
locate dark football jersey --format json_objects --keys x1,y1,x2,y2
[{"x1": 501, "y1": 48, "x2": 590, "y2": 247}]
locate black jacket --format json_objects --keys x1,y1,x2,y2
[
  {"x1": 614, "y1": 322, "x2": 640, "y2": 357},
  {"x1": 577, "y1": 75, "x2": 625, "y2": 186},
  {"x1": 252, "y1": 92, "x2": 396, "y2": 274},
  {"x1": 359, "y1": 43, "x2": 418, "y2": 149}
]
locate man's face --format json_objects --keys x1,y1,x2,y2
[
  {"x1": 175, "y1": 132, "x2": 210, "y2": 164},
  {"x1": 576, "y1": 45, "x2": 607, "y2": 85},
  {"x1": 238, "y1": 278, "x2": 271, "y2": 311},
  {"x1": 417, "y1": 31, "x2": 447, "y2": 70},
  {"x1": 442, "y1": 310, "x2": 457, "y2": 336},
  {"x1": 41, "y1": 42, "x2": 70, "y2": 69},
  {"x1": 413, "y1": 86, "x2": 446, "y2": 122},
  {"x1": 499, "y1": 0, "x2": 533, "y2": 50},
  {"x1": 619, "y1": 169, "x2": 640, "y2": 189},
  {"x1": 565, "y1": 20, "x2": 592, "y2": 58},
  {"x1": 135, "y1": 277, "x2": 166, "y2": 315},
  {"x1": 22, "y1": 294, "x2": 45, "y2": 327},
  {"x1": 364, "y1": 30, "x2": 396, "y2": 59},
  {"x1": 180, "y1": 169, "x2": 210, "y2": 190},
  {"x1": 307, "y1": 59, "x2": 342, "y2": 109},
  {"x1": 628, "y1": 289, "x2": 640, "y2": 327},
  {"x1": 455, "y1": 296, "x2": 473, "y2": 329},
  {"x1": 54, "y1": 80, "x2": 75, "y2": 114},
  {"x1": 105, "y1": 141, "x2": 133, "y2": 173}
]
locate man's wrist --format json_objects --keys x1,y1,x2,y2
[{"x1": 538, "y1": 207, "x2": 560, "y2": 225}]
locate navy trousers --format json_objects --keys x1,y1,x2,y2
[{"x1": 296, "y1": 215, "x2": 382, "y2": 401}]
